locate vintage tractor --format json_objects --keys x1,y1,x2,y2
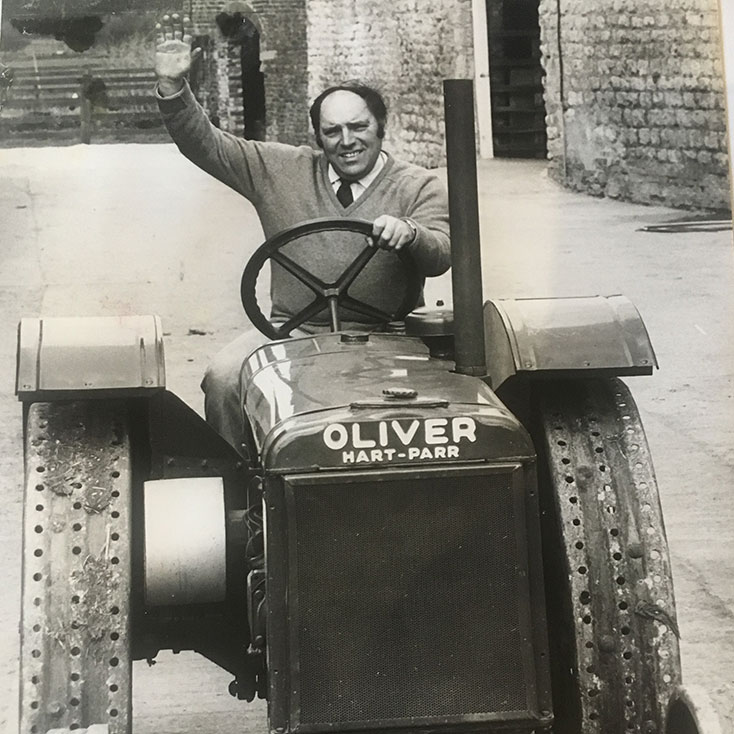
[{"x1": 15, "y1": 81, "x2": 718, "y2": 734}]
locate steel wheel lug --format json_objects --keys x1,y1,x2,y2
[{"x1": 46, "y1": 700, "x2": 65, "y2": 717}]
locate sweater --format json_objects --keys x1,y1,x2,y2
[{"x1": 158, "y1": 83, "x2": 451, "y2": 328}]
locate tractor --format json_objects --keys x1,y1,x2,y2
[{"x1": 15, "y1": 80, "x2": 717, "y2": 734}]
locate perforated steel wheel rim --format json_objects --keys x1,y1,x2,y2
[
  {"x1": 536, "y1": 378, "x2": 681, "y2": 734},
  {"x1": 20, "y1": 401, "x2": 132, "y2": 734}
]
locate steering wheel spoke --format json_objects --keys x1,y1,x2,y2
[
  {"x1": 340, "y1": 295, "x2": 396, "y2": 323},
  {"x1": 271, "y1": 251, "x2": 327, "y2": 295},
  {"x1": 273, "y1": 296, "x2": 329, "y2": 338},
  {"x1": 241, "y1": 218, "x2": 422, "y2": 340},
  {"x1": 334, "y1": 245, "x2": 378, "y2": 292}
]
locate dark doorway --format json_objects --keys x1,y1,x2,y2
[
  {"x1": 486, "y1": 0, "x2": 547, "y2": 158},
  {"x1": 215, "y1": 11, "x2": 266, "y2": 140},
  {"x1": 238, "y1": 18, "x2": 265, "y2": 141}
]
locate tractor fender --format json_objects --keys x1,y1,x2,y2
[
  {"x1": 16, "y1": 314, "x2": 166, "y2": 400},
  {"x1": 484, "y1": 295, "x2": 658, "y2": 390}
]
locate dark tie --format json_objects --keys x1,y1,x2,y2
[{"x1": 336, "y1": 178, "x2": 354, "y2": 208}]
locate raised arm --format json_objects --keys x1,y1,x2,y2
[{"x1": 154, "y1": 14, "x2": 301, "y2": 204}]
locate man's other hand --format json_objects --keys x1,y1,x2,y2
[
  {"x1": 155, "y1": 13, "x2": 201, "y2": 96},
  {"x1": 369, "y1": 215, "x2": 417, "y2": 252}
]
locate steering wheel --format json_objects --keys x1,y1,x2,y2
[{"x1": 240, "y1": 218, "x2": 423, "y2": 340}]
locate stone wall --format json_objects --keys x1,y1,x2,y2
[
  {"x1": 306, "y1": 0, "x2": 475, "y2": 168},
  {"x1": 538, "y1": 0, "x2": 730, "y2": 210}
]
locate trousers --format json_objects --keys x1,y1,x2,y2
[{"x1": 201, "y1": 330, "x2": 268, "y2": 454}]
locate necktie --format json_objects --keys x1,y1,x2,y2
[{"x1": 336, "y1": 178, "x2": 354, "y2": 208}]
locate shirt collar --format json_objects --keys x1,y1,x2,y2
[{"x1": 328, "y1": 151, "x2": 388, "y2": 189}]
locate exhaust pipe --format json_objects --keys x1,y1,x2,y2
[{"x1": 443, "y1": 79, "x2": 487, "y2": 377}]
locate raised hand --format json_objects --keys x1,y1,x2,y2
[{"x1": 155, "y1": 13, "x2": 201, "y2": 96}]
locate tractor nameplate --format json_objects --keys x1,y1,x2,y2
[{"x1": 321, "y1": 416, "x2": 477, "y2": 465}]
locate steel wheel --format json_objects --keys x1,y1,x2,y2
[
  {"x1": 20, "y1": 401, "x2": 133, "y2": 733},
  {"x1": 534, "y1": 377, "x2": 680, "y2": 734}
]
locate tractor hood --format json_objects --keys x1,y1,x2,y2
[{"x1": 241, "y1": 333, "x2": 534, "y2": 471}]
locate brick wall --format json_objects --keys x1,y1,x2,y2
[
  {"x1": 305, "y1": 0, "x2": 474, "y2": 168},
  {"x1": 539, "y1": 0, "x2": 729, "y2": 210},
  {"x1": 190, "y1": 0, "x2": 309, "y2": 144}
]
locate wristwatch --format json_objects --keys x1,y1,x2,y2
[{"x1": 401, "y1": 217, "x2": 418, "y2": 245}]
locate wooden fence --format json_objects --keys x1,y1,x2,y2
[{"x1": 0, "y1": 58, "x2": 170, "y2": 145}]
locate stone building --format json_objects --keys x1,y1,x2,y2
[
  {"x1": 188, "y1": 0, "x2": 476, "y2": 169},
  {"x1": 7, "y1": 0, "x2": 722, "y2": 208},
  {"x1": 4, "y1": 0, "x2": 721, "y2": 207},
  {"x1": 539, "y1": 0, "x2": 730, "y2": 209},
  {"x1": 188, "y1": 0, "x2": 729, "y2": 211}
]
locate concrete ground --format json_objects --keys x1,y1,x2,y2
[{"x1": 1, "y1": 144, "x2": 732, "y2": 732}]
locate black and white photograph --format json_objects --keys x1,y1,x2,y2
[{"x1": 0, "y1": 0, "x2": 732, "y2": 732}]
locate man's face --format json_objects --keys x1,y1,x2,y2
[{"x1": 319, "y1": 90, "x2": 383, "y2": 182}]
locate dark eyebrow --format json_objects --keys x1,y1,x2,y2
[{"x1": 321, "y1": 118, "x2": 371, "y2": 133}]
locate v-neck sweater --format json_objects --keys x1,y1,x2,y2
[{"x1": 158, "y1": 83, "x2": 451, "y2": 327}]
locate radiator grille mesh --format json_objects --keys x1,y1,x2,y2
[{"x1": 292, "y1": 471, "x2": 529, "y2": 725}]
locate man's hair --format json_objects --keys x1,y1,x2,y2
[{"x1": 309, "y1": 82, "x2": 388, "y2": 147}]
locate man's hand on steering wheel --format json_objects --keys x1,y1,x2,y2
[{"x1": 369, "y1": 215, "x2": 418, "y2": 252}]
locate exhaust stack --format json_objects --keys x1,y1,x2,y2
[{"x1": 443, "y1": 79, "x2": 487, "y2": 377}]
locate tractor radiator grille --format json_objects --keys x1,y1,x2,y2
[{"x1": 290, "y1": 468, "x2": 531, "y2": 726}]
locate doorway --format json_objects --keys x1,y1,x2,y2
[
  {"x1": 486, "y1": 0, "x2": 547, "y2": 158},
  {"x1": 215, "y1": 11, "x2": 266, "y2": 140},
  {"x1": 237, "y1": 17, "x2": 265, "y2": 141}
]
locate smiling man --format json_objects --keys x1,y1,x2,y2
[{"x1": 155, "y1": 13, "x2": 450, "y2": 449}]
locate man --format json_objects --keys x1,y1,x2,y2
[{"x1": 155, "y1": 13, "x2": 451, "y2": 451}]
